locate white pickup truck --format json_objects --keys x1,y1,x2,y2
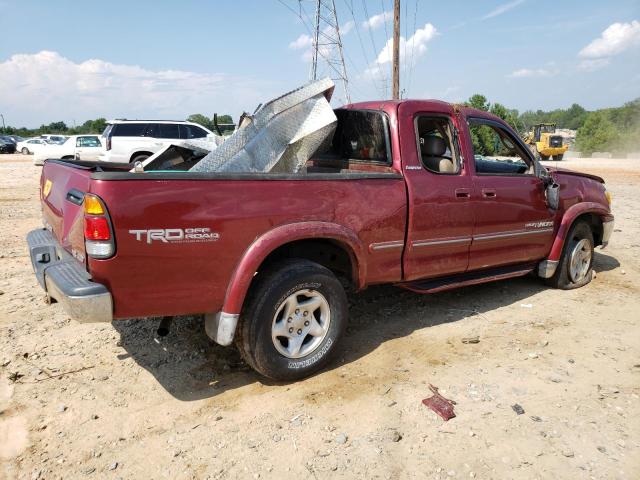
[{"x1": 33, "y1": 135, "x2": 104, "y2": 165}]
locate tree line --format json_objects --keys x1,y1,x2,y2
[
  {"x1": 3, "y1": 99, "x2": 638, "y2": 156},
  {"x1": 465, "y1": 94, "x2": 640, "y2": 155},
  {"x1": 1, "y1": 114, "x2": 234, "y2": 138}
]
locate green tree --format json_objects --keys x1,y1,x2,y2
[
  {"x1": 47, "y1": 121, "x2": 68, "y2": 132},
  {"x1": 576, "y1": 111, "x2": 618, "y2": 155},
  {"x1": 187, "y1": 114, "x2": 215, "y2": 131},
  {"x1": 467, "y1": 94, "x2": 490, "y2": 111}
]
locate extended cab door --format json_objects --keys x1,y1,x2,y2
[
  {"x1": 463, "y1": 117, "x2": 555, "y2": 270},
  {"x1": 399, "y1": 103, "x2": 475, "y2": 281}
]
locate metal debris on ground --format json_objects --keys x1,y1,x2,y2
[
  {"x1": 511, "y1": 403, "x2": 525, "y2": 415},
  {"x1": 8, "y1": 371, "x2": 24, "y2": 383},
  {"x1": 461, "y1": 336, "x2": 480, "y2": 344},
  {"x1": 422, "y1": 384, "x2": 457, "y2": 421},
  {"x1": 189, "y1": 77, "x2": 337, "y2": 173}
]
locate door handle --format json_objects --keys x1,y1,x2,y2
[
  {"x1": 455, "y1": 188, "x2": 470, "y2": 199},
  {"x1": 482, "y1": 189, "x2": 497, "y2": 198}
]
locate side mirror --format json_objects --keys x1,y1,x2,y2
[{"x1": 546, "y1": 182, "x2": 560, "y2": 210}]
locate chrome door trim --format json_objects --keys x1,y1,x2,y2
[
  {"x1": 370, "y1": 240, "x2": 404, "y2": 251},
  {"x1": 411, "y1": 237, "x2": 472, "y2": 248},
  {"x1": 473, "y1": 228, "x2": 554, "y2": 242}
]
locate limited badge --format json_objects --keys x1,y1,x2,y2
[{"x1": 43, "y1": 179, "x2": 52, "y2": 197}]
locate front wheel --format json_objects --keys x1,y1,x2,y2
[
  {"x1": 21, "y1": 147, "x2": 30, "y2": 155},
  {"x1": 236, "y1": 259, "x2": 347, "y2": 381},
  {"x1": 546, "y1": 221, "x2": 594, "y2": 289},
  {"x1": 553, "y1": 154, "x2": 564, "y2": 161}
]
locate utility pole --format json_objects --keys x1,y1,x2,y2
[
  {"x1": 310, "y1": 0, "x2": 351, "y2": 104},
  {"x1": 0, "y1": 114, "x2": 5, "y2": 133},
  {"x1": 392, "y1": 0, "x2": 400, "y2": 100}
]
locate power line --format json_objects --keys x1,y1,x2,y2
[
  {"x1": 362, "y1": 0, "x2": 388, "y2": 97},
  {"x1": 342, "y1": 0, "x2": 385, "y2": 98}
]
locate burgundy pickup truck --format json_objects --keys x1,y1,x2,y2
[{"x1": 27, "y1": 100, "x2": 614, "y2": 380}]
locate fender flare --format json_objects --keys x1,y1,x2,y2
[
  {"x1": 221, "y1": 221, "x2": 366, "y2": 315},
  {"x1": 547, "y1": 202, "x2": 612, "y2": 262}
]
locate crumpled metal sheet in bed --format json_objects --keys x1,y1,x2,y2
[{"x1": 189, "y1": 78, "x2": 337, "y2": 173}]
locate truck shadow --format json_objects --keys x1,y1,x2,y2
[{"x1": 111, "y1": 251, "x2": 619, "y2": 401}]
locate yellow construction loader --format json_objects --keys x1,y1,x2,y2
[{"x1": 524, "y1": 123, "x2": 568, "y2": 161}]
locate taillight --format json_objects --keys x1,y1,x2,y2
[
  {"x1": 83, "y1": 194, "x2": 115, "y2": 259},
  {"x1": 106, "y1": 136, "x2": 112, "y2": 151},
  {"x1": 84, "y1": 216, "x2": 111, "y2": 240}
]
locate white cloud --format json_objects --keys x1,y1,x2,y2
[
  {"x1": 0, "y1": 51, "x2": 269, "y2": 127},
  {"x1": 375, "y1": 23, "x2": 437, "y2": 65},
  {"x1": 579, "y1": 20, "x2": 640, "y2": 58},
  {"x1": 340, "y1": 20, "x2": 354, "y2": 35},
  {"x1": 289, "y1": 34, "x2": 313, "y2": 50},
  {"x1": 508, "y1": 67, "x2": 556, "y2": 78},
  {"x1": 289, "y1": 22, "x2": 353, "y2": 62},
  {"x1": 482, "y1": 0, "x2": 526, "y2": 20},
  {"x1": 578, "y1": 58, "x2": 610, "y2": 72},
  {"x1": 362, "y1": 10, "x2": 392, "y2": 30}
]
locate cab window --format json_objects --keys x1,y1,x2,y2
[
  {"x1": 468, "y1": 119, "x2": 533, "y2": 175},
  {"x1": 414, "y1": 116, "x2": 459, "y2": 174}
]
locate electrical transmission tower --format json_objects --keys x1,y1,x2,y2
[{"x1": 309, "y1": 0, "x2": 351, "y2": 104}]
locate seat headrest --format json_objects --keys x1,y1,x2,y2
[{"x1": 421, "y1": 135, "x2": 447, "y2": 157}]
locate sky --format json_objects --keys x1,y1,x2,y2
[{"x1": 0, "y1": 0, "x2": 639, "y2": 128}]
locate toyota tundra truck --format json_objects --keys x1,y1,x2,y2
[{"x1": 27, "y1": 100, "x2": 614, "y2": 380}]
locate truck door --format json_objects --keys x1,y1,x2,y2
[
  {"x1": 399, "y1": 105, "x2": 475, "y2": 281},
  {"x1": 464, "y1": 117, "x2": 555, "y2": 270}
]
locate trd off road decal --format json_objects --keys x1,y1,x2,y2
[{"x1": 129, "y1": 227, "x2": 220, "y2": 244}]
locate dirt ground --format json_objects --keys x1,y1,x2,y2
[{"x1": 0, "y1": 154, "x2": 638, "y2": 479}]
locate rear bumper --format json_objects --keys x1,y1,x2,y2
[{"x1": 27, "y1": 229, "x2": 113, "y2": 323}]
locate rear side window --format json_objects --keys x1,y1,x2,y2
[
  {"x1": 328, "y1": 109, "x2": 390, "y2": 163},
  {"x1": 180, "y1": 124, "x2": 208, "y2": 139},
  {"x1": 157, "y1": 124, "x2": 180, "y2": 139},
  {"x1": 112, "y1": 123, "x2": 146, "y2": 136},
  {"x1": 102, "y1": 124, "x2": 113, "y2": 138},
  {"x1": 415, "y1": 116, "x2": 460, "y2": 174}
]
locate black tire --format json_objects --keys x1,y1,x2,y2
[
  {"x1": 546, "y1": 221, "x2": 594, "y2": 290},
  {"x1": 131, "y1": 153, "x2": 150, "y2": 163},
  {"x1": 236, "y1": 259, "x2": 348, "y2": 381},
  {"x1": 540, "y1": 154, "x2": 550, "y2": 161},
  {"x1": 553, "y1": 154, "x2": 564, "y2": 161},
  {"x1": 21, "y1": 147, "x2": 29, "y2": 155}
]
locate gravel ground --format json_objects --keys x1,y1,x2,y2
[{"x1": 0, "y1": 153, "x2": 639, "y2": 479}]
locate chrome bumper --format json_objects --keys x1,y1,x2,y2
[
  {"x1": 601, "y1": 219, "x2": 614, "y2": 248},
  {"x1": 27, "y1": 229, "x2": 113, "y2": 323}
]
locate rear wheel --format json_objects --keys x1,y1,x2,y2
[
  {"x1": 21, "y1": 147, "x2": 29, "y2": 155},
  {"x1": 546, "y1": 221, "x2": 594, "y2": 289},
  {"x1": 131, "y1": 153, "x2": 150, "y2": 163},
  {"x1": 236, "y1": 259, "x2": 347, "y2": 380},
  {"x1": 553, "y1": 154, "x2": 564, "y2": 161},
  {"x1": 540, "y1": 154, "x2": 550, "y2": 161}
]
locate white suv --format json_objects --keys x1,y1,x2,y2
[{"x1": 99, "y1": 120, "x2": 218, "y2": 163}]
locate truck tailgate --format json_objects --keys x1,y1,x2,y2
[{"x1": 40, "y1": 160, "x2": 93, "y2": 262}]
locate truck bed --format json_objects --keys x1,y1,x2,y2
[{"x1": 40, "y1": 159, "x2": 406, "y2": 319}]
